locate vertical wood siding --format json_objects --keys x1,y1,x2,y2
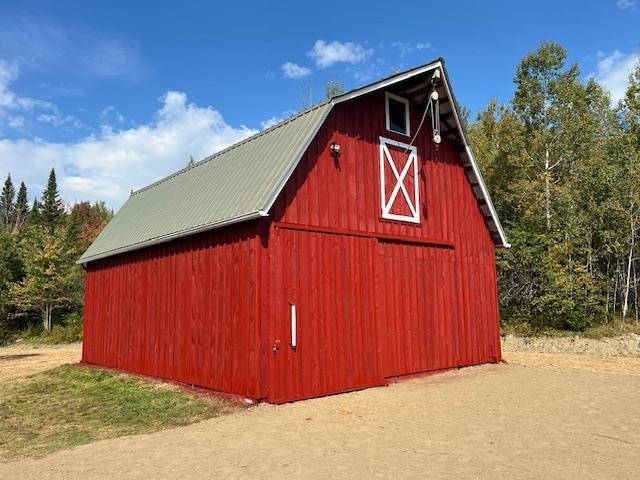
[
  {"x1": 83, "y1": 88, "x2": 502, "y2": 404},
  {"x1": 265, "y1": 92, "x2": 501, "y2": 402},
  {"x1": 83, "y1": 222, "x2": 264, "y2": 399}
]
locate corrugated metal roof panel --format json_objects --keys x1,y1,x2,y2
[
  {"x1": 79, "y1": 101, "x2": 333, "y2": 263},
  {"x1": 80, "y1": 58, "x2": 511, "y2": 263}
]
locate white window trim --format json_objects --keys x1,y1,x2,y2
[
  {"x1": 385, "y1": 92, "x2": 410, "y2": 137},
  {"x1": 379, "y1": 136, "x2": 420, "y2": 224}
]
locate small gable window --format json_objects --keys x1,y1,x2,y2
[{"x1": 385, "y1": 92, "x2": 410, "y2": 136}]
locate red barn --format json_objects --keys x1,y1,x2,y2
[{"x1": 79, "y1": 59, "x2": 509, "y2": 403}]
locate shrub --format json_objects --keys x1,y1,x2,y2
[{"x1": 24, "y1": 312, "x2": 83, "y2": 344}]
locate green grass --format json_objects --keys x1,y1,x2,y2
[{"x1": 0, "y1": 364, "x2": 240, "y2": 460}]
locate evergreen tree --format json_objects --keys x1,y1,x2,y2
[
  {"x1": 0, "y1": 173, "x2": 15, "y2": 230},
  {"x1": 28, "y1": 198, "x2": 42, "y2": 225},
  {"x1": 0, "y1": 227, "x2": 22, "y2": 334},
  {"x1": 13, "y1": 182, "x2": 29, "y2": 232},
  {"x1": 41, "y1": 169, "x2": 64, "y2": 232}
]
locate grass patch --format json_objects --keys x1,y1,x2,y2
[
  {"x1": 0, "y1": 364, "x2": 240, "y2": 460},
  {"x1": 502, "y1": 319, "x2": 640, "y2": 338}
]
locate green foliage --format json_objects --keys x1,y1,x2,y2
[
  {"x1": 0, "y1": 364, "x2": 236, "y2": 459},
  {"x1": 0, "y1": 228, "x2": 23, "y2": 334},
  {"x1": 325, "y1": 80, "x2": 346, "y2": 99},
  {"x1": 471, "y1": 42, "x2": 640, "y2": 331},
  {"x1": 10, "y1": 223, "x2": 83, "y2": 331},
  {"x1": 69, "y1": 201, "x2": 113, "y2": 251},
  {"x1": 41, "y1": 168, "x2": 64, "y2": 233},
  {"x1": 13, "y1": 181, "x2": 29, "y2": 232},
  {"x1": 0, "y1": 170, "x2": 109, "y2": 342},
  {"x1": 25, "y1": 312, "x2": 83, "y2": 344},
  {"x1": 0, "y1": 173, "x2": 15, "y2": 230}
]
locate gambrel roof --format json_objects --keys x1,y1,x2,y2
[{"x1": 79, "y1": 59, "x2": 509, "y2": 264}]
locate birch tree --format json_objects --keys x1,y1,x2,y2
[{"x1": 617, "y1": 59, "x2": 640, "y2": 320}]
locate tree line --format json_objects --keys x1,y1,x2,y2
[
  {"x1": 469, "y1": 42, "x2": 640, "y2": 330},
  {"x1": 1, "y1": 42, "x2": 638, "y2": 340},
  {"x1": 0, "y1": 169, "x2": 112, "y2": 341}
]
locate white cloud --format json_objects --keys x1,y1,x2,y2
[
  {"x1": 99, "y1": 105, "x2": 125, "y2": 124},
  {"x1": 617, "y1": 0, "x2": 637, "y2": 11},
  {"x1": 260, "y1": 109, "x2": 295, "y2": 130},
  {"x1": 0, "y1": 59, "x2": 82, "y2": 131},
  {"x1": 387, "y1": 41, "x2": 432, "y2": 58},
  {"x1": 281, "y1": 62, "x2": 312, "y2": 79},
  {"x1": 391, "y1": 42, "x2": 413, "y2": 57},
  {"x1": 592, "y1": 50, "x2": 639, "y2": 103},
  {"x1": 0, "y1": 60, "x2": 20, "y2": 108},
  {"x1": 8, "y1": 116, "x2": 24, "y2": 128},
  {"x1": 308, "y1": 40, "x2": 373, "y2": 68},
  {"x1": 0, "y1": 91, "x2": 258, "y2": 210}
]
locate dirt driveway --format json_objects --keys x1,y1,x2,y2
[{"x1": 1, "y1": 345, "x2": 639, "y2": 480}]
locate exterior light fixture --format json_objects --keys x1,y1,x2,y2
[{"x1": 330, "y1": 141, "x2": 341, "y2": 157}]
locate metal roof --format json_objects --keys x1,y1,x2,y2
[
  {"x1": 78, "y1": 101, "x2": 333, "y2": 263},
  {"x1": 79, "y1": 58, "x2": 508, "y2": 264}
]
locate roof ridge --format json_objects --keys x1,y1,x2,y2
[{"x1": 131, "y1": 100, "x2": 332, "y2": 197}]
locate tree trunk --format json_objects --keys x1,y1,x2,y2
[
  {"x1": 622, "y1": 217, "x2": 635, "y2": 320},
  {"x1": 613, "y1": 264, "x2": 619, "y2": 316},
  {"x1": 605, "y1": 257, "x2": 610, "y2": 318},
  {"x1": 42, "y1": 304, "x2": 53, "y2": 332},
  {"x1": 42, "y1": 304, "x2": 48, "y2": 332},
  {"x1": 545, "y1": 148, "x2": 551, "y2": 231},
  {"x1": 634, "y1": 263, "x2": 638, "y2": 323}
]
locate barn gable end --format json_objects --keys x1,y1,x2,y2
[{"x1": 81, "y1": 59, "x2": 507, "y2": 403}]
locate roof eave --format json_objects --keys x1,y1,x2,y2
[
  {"x1": 438, "y1": 64, "x2": 510, "y2": 248},
  {"x1": 332, "y1": 59, "x2": 444, "y2": 106},
  {"x1": 77, "y1": 210, "x2": 267, "y2": 265}
]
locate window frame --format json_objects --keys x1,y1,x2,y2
[{"x1": 385, "y1": 92, "x2": 411, "y2": 137}]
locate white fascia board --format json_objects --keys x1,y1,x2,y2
[
  {"x1": 333, "y1": 61, "x2": 443, "y2": 105},
  {"x1": 439, "y1": 73, "x2": 510, "y2": 248}
]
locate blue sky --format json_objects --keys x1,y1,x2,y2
[{"x1": 0, "y1": 0, "x2": 638, "y2": 209}]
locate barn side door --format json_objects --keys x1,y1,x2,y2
[
  {"x1": 267, "y1": 227, "x2": 383, "y2": 403},
  {"x1": 375, "y1": 241, "x2": 458, "y2": 378}
]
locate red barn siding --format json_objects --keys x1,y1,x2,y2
[
  {"x1": 82, "y1": 87, "x2": 502, "y2": 404},
  {"x1": 263, "y1": 93, "x2": 501, "y2": 402},
  {"x1": 83, "y1": 222, "x2": 264, "y2": 399},
  {"x1": 265, "y1": 228, "x2": 384, "y2": 403}
]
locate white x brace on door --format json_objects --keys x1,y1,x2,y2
[{"x1": 379, "y1": 136, "x2": 420, "y2": 223}]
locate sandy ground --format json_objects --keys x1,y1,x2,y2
[
  {"x1": 502, "y1": 333, "x2": 640, "y2": 357},
  {"x1": 1, "y1": 342, "x2": 639, "y2": 479},
  {"x1": 0, "y1": 343, "x2": 81, "y2": 383}
]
